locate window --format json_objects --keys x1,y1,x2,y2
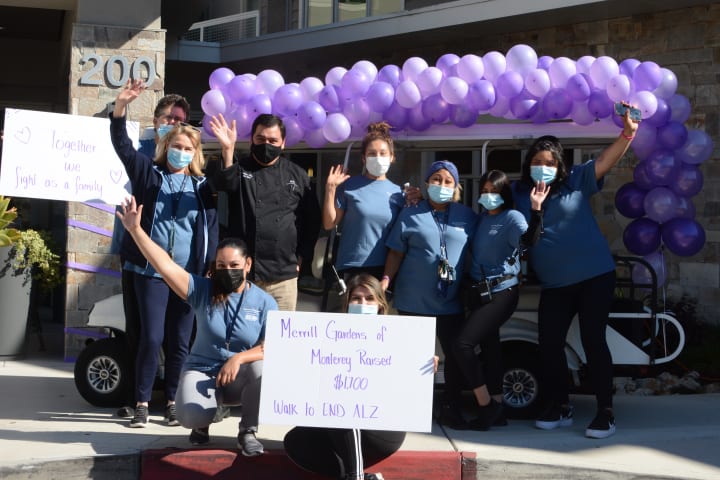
[{"x1": 306, "y1": 0, "x2": 404, "y2": 27}]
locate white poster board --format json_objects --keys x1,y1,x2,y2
[
  {"x1": 0, "y1": 108, "x2": 136, "y2": 204},
  {"x1": 260, "y1": 310, "x2": 436, "y2": 432}
]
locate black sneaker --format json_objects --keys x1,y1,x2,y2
[
  {"x1": 585, "y1": 408, "x2": 616, "y2": 439},
  {"x1": 467, "y1": 400, "x2": 502, "y2": 431},
  {"x1": 437, "y1": 403, "x2": 468, "y2": 430},
  {"x1": 535, "y1": 403, "x2": 574, "y2": 430},
  {"x1": 189, "y1": 426, "x2": 210, "y2": 446},
  {"x1": 129, "y1": 405, "x2": 148, "y2": 428},
  {"x1": 165, "y1": 404, "x2": 180, "y2": 426},
  {"x1": 238, "y1": 429, "x2": 264, "y2": 457},
  {"x1": 116, "y1": 406, "x2": 135, "y2": 418},
  {"x1": 212, "y1": 405, "x2": 231, "y2": 423}
]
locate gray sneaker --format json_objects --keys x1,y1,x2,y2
[{"x1": 237, "y1": 429, "x2": 264, "y2": 457}]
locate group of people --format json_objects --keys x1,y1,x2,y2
[{"x1": 108, "y1": 77, "x2": 639, "y2": 479}]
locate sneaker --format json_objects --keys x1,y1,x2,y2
[
  {"x1": 165, "y1": 404, "x2": 180, "y2": 426},
  {"x1": 437, "y1": 403, "x2": 468, "y2": 430},
  {"x1": 116, "y1": 405, "x2": 135, "y2": 418},
  {"x1": 212, "y1": 405, "x2": 232, "y2": 423},
  {"x1": 535, "y1": 403, "x2": 574, "y2": 430},
  {"x1": 129, "y1": 405, "x2": 148, "y2": 428},
  {"x1": 189, "y1": 426, "x2": 210, "y2": 446},
  {"x1": 238, "y1": 429, "x2": 264, "y2": 457},
  {"x1": 585, "y1": 408, "x2": 616, "y2": 439},
  {"x1": 467, "y1": 400, "x2": 502, "y2": 431}
]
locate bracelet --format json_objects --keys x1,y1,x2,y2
[
  {"x1": 382, "y1": 275, "x2": 390, "y2": 282},
  {"x1": 621, "y1": 131, "x2": 635, "y2": 140}
]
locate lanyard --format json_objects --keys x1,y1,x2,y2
[
  {"x1": 431, "y1": 206, "x2": 450, "y2": 260},
  {"x1": 223, "y1": 287, "x2": 246, "y2": 351},
  {"x1": 165, "y1": 173, "x2": 189, "y2": 259}
]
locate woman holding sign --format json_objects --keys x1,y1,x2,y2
[
  {"x1": 284, "y1": 274, "x2": 405, "y2": 480},
  {"x1": 116, "y1": 196, "x2": 277, "y2": 457},
  {"x1": 110, "y1": 79, "x2": 219, "y2": 429}
]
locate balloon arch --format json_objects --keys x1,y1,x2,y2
[{"x1": 201, "y1": 44, "x2": 712, "y2": 283}]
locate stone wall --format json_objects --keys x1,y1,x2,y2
[{"x1": 65, "y1": 23, "x2": 165, "y2": 359}]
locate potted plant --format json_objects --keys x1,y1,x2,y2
[{"x1": 0, "y1": 195, "x2": 63, "y2": 358}]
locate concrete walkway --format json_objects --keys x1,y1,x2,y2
[{"x1": 1, "y1": 356, "x2": 719, "y2": 479}]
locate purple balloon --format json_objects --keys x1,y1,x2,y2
[
  {"x1": 631, "y1": 250, "x2": 667, "y2": 289},
  {"x1": 589, "y1": 56, "x2": 619, "y2": 90},
  {"x1": 525, "y1": 69, "x2": 551, "y2": 98},
  {"x1": 537, "y1": 55, "x2": 553, "y2": 70},
  {"x1": 657, "y1": 121, "x2": 688, "y2": 150},
  {"x1": 209, "y1": 67, "x2": 235, "y2": 90},
  {"x1": 402, "y1": 57, "x2": 429, "y2": 83},
  {"x1": 383, "y1": 101, "x2": 408, "y2": 131},
  {"x1": 416, "y1": 67, "x2": 444, "y2": 98},
  {"x1": 669, "y1": 164, "x2": 704, "y2": 198},
  {"x1": 619, "y1": 58, "x2": 641, "y2": 78},
  {"x1": 407, "y1": 103, "x2": 432, "y2": 131},
  {"x1": 482, "y1": 51, "x2": 506, "y2": 83},
  {"x1": 646, "y1": 98, "x2": 671, "y2": 127},
  {"x1": 343, "y1": 98, "x2": 371, "y2": 128},
  {"x1": 325, "y1": 66, "x2": 347, "y2": 87},
  {"x1": 228, "y1": 75, "x2": 255, "y2": 103},
  {"x1": 318, "y1": 85, "x2": 342, "y2": 113},
  {"x1": 436, "y1": 53, "x2": 461, "y2": 77},
  {"x1": 675, "y1": 196, "x2": 696, "y2": 219},
  {"x1": 654, "y1": 68, "x2": 678, "y2": 99},
  {"x1": 669, "y1": 94, "x2": 691, "y2": 123},
  {"x1": 467, "y1": 79, "x2": 497, "y2": 111},
  {"x1": 496, "y1": 71, "x2": 524, "y2": 98},
  {"x1": 323, "y1": 113, "x2": 351, "y2": 143},
  {"x1": 644, "y1": 150, "x2": 680, "y2": 186},
  {"x1": 565, "y1": 73, "x2": 592, "y2": 101},
  {"x1": 606, "y1": 74, "x2": 631, "y2": 102},
  {"x1": 248, "y1": 94, "x2": 272, "y2": 116},
  {"x1": 570, "y1": 100, "x2": 595, "y2": 125},
  {"x1": 366, "y1": 82, "x2": 395, "y2": 113},
  {"x1": 510, "y1": 94, "x2": 539, "y2": 120},
  {"x1": 201, "y1": 89, "x2": 227, "y2": 116},
  {"x1": 633, "y1": 161, "x2": 655, "y2": 190},
  {"x1": 623, "y1": 217, "x2": 661, "y2": 256},
  {"x1": 441, "y1": 76, "x2": 469, "y2": 105},
  {"x1": 548, "y1": 57, "x2": 576, "y2": 89},
  {"x1": 297, "y1": 101, "x2": 327, "y2": 130},
  {"x1": 644, "y1": 186, "x2": 679, "y2": 224},
  {"x1": 305, "y1": 127, "x2": 328, "y2": 148},
  {"x1": 273, "y1": 84, "x2": 303, "y2": 116},
  {"x1": 587, "y1": 90, "x2": 613, "y2": 118},
  {"x1": 676, "y1": 129, "x2": 714, "y2": 165},
  {"x1": 377, "y1": 64, "x2": 402, "y2": 87},
  {"x1": 630, "y1": 123, "x2": 658, "y2": 159},
  {"x1": 422, "y1": 94, "x2": 450, "y2": 124},
  {"x1": 228, "y1": 104, "x2": 253, "y2": 138},
  {"x1": 634, "y1": 61, "x2": 663, "y2": 91},
  {"x1": 661, "y1": 218, "x2": 706, "y2": 257},
  {"x1": 282, "y1": 115, "x2": 304, "y2": 147},
  {"x1": 341, "y1": 68, "x2": 373, "y2": 98},
  {"x1": 615, "y1": 182, "x2": 647, "y2": 218},
  {"x1": 542, "y1": 88, "x2": 572, "y2": 119},
  {"x1": 576, "y1": 56, "x2": 595, "y2": 75},
  {"x1": 255, "y1": 69, "x2": 284, "y2": 96},
  {"x1": 449, "y1": 104, "x2": 479, "y2": 128},
  {"x1": 489, "y1": 95, "x2": 510, "y2": 117},
  {"x1": 202, "y1": 114, "x2": 215, "y2": 138},
  {"x1": 457, "y1": 54, "x2": 485, "y2": 83},
  {"x1": 396, "y1": 80, "x2": 422, "y2": 108}
]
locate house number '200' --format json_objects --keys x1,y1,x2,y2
[{"x1": 79, "y1": 54, "x2": 156, "y2": 87}]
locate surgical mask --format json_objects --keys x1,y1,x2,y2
[
  {"x1": 347, "y1": 303, "x2": 379, "y2": 315},
  {"x1": 530, "y1": 165, "x2": 557, "y2": 185},
  {"x1": 167, "y1": 148, "x2": 193, "y2": 169},
  {"x1": 427, "y1": 184, "x2": 454, "y2": 204},
  {"x1": 251, "y1": 142, "x2": 283, "y2": 165},
  {"x1": 478, "y1": 193, "x2": 504, "y2": 211},
  {"x1": 157, "y1": 124, "x2": 173, "y2": 139},
  {"x1": 365, "y1": 156, "x2": 391, "y2": 177},
  {"x1": 215, "y1": 268, "x2": 245, "y2": 294}
]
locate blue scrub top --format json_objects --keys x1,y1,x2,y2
[
  {"x1": 386, "y1": 200, "x2": 476, "y2": 315},
  {"x1": 335, "y1": 176, "x2": 403, "y2": 270},
  {"x1": 470, "y1": 209, "x2": 527, "y2": 282},
  {"x1": 514, "y1": 160, "x2": 615, "y2": 289}
]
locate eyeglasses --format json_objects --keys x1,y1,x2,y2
[
  {"x1": 158, "y1": 113, "x2": 186, "y2": 123},
  {"x1": 176, "y1": 122, "x2": 202, "y2": 134}
]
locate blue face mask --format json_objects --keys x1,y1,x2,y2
[
  {"x1": 157, "y1": 124, "x2": 173, "y2": 139},
  {"x1": 167, "y1": 148, "x2": 193, "y2": 170},
  {"x1": 427, "y1": 184, "x2": 454, "y2": 204},
  {"x1": 347, "y1": 303, "x2": 378, "y2": 315},
  {"x1": 530, "y1": 165, "x2": 557, "y2": 185},
  {"x1": 478, "y1": 193, "x2": 504, "y2": 211}
]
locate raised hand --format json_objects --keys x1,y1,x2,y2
[
  {"x1": 209, "y1": 113, "x2": 237, "y2": 150},
  {"x1": 116, "y1": 79, "x2": 146, "y2": 106},
  {"x1": 530, "y1": 180, "x2": 549, "y2": 210},
  {"x1": 326, "y1": 164, "x2": 350, "y2": 188},
  {"x1": 116, "y1": 196, "x2": 143, "y2": 232}
]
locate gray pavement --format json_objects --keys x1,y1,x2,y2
[{"x1": 1, "y1": 354, "x2": 719, "y2": 480}]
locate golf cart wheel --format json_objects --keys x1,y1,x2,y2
[
  {"x1": 74, "y1": 337, "x2": 131, "y2": 408},
  {"x1": 501, "y1": 344, "x2": 543, "y2": 419}
]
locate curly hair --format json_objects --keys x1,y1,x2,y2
[{"x1": 361, "y1": 121, "x2": 394, "y2": 157}]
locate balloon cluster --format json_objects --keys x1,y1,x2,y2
[{"x1": 201, "y1": 45, "x2": 710, "y2": 281}]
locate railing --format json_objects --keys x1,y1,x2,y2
[{"x1": 182, "y1": 11, "x2": 260, "y2": 43}]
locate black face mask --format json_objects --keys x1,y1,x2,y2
[
  {"x1": 215, "y1": 268, "x2": 245, "y2": 294},
  {"x1": 251, "y1": 142, "x2": 283, "y2": 165}
]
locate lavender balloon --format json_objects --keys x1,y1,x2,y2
[
  {"x1": 587, "y1": 90, "x2": 613, "y2": 118},
  {"x1": 436, "y1": 53, "x2": 460, "y2": 77},
  {"x1": 506, "y1": 44, "x2": 537, "y2": 76},
  {"x1": 631, "y1": 250, "x2": 667, "y2": 289},
  {"x1": 297, "y1": 101, "x2": 327, "y2": 130},
  {"x1": 548, "y1": 57, "x2": 576, "y2": 88},
  {"x1": 589, "y1": 56, "x2": 619, "y2": 90},
  {"x1": 422, "y1": 94, "x2": 450, "y2": 123},
  {"x1": 496, "y1": 71, "x2": 524, "y2": 98},
  {"x1": 377, "y1": 64, "x2": 402, "y2": 87},
  {"x1": 510, "y1": 94, "x2": 539, "y2": 120},
  {"x1": 542, "y1": 88, "x2": 572, "y2": 119},
  {"x1": 633, "y1": 161, "x2": 655, "y2": 190},
  {"x1": 669, "y1": 94, "x2": 691, "y2": 123},
  {"x1": 318, "y1": 85, "x2": 342, "y2": 113},
  {"x1": 273, "y1": 84, "x2": 303, "y2": 116},
  {"x1": 467, "y1": 79, "x2": 496, "y2": 111},
  {"x1": 606, "y1": 74, "x2": 631, "y2": 102},
  {"x1": 669, "y1": 164, "x2": 704, "y2": 198},
  {"x1": 676, "y1": 129, "x2": 714, "y2": 165},
  {"x1": 366, "y1": 82, "x2": 395, "y2": 113},
  {"x1": 456, "y1": 54, "x2": 484, "y2": 83},
  {"x1": 633, "y1": 61, "x2": 662, "y2": 91},
  {"x1": 449, "y1": 104, "x2": 478, "y2": 128},
  {"x1": 525, "y1": 69, "x2": 551, "y2": 98},
  {"x1": 657, "y1": 121, "x2": 688, "y2": 150},
  {"x1": 209, "y1": 67, "x2": 235, "y2": 90},
  {"x1": 402, "y1": 57, "x2": 429, "y2": 82},
  {"x1": 407, "y1": 103, "x2": 432, "y2": 131},
  {"x1": 395, "y1": 80, "x2": 422, "y2": 108},
  {"x1": 653, "y1": 68, "x2": 678, "y2": 99},
  {"x1": 282, "y1": 115, "x2": 304, "y2": 147},
  {"x1": 565, "y1": 73, "x2": 592, "y2": 101},
  {"x1": 646, "y1": 98, "x2": 671, "y2": 127},
  {"x1": 482, "y1": 51, "x2": 506, "y2": 83},
  {"x1": 416, "y1": 67, "x2": 444, "y2": 98},
  {"x1": 228, "y1": 75, "x2": 255, "y2": 103},
  {"x1": 323, "y1": 113, "x2": 351, "y2": 143},
  {"x1": 440, "y1": 76, "x2": 469, "y2": 105},
  {"x1": 644, "y1": 149, "x2": 679, "y2": 186},
  {"x1": 644, "y1": 186, "x2": 679, "y2": 224},
  {"x1": 383, "y1": 101, "x2": 408, "y2": 130},
  {"x1": 201, "y1": 89, "x2": 227, "y2": 116}
]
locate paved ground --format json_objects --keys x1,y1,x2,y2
[{"x1": 1, "y1": 352, "x2": 719, "y2": 479}]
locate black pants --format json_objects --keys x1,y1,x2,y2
[
  {"x1": 284, "y1": 427, "x2": 405, "y2": 479},
  {"x1": 538, "y1": 271, "x2": 615, "y2": 409},
  {"x1": 398, "y1": 310, "x2": 464, "y2": 407},
  {"x1": 120, "y1": 267, "x2": 140, "y2": 405},
  {"x1": 453, "y1": 286, "x2": 519, "y2": 395}
]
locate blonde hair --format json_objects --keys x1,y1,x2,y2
[
  {"x1": 343, "y1": 273, "x2": 389, "y2": 315},
  {"x1": 155, "y1": 124, "x2": 205, "y2": 176}
]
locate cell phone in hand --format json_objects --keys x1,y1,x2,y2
[{"x1": 614, "y1": 102, "x2": 642, "y2": 122}]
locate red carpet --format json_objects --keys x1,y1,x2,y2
[{"x1": 141, "y1": 449, "x2": 469, "y2": 479}]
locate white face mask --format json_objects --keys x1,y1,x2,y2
[
  {"x1": 347, "y1": 303, "x2": 379, "y2": 315},
  {"x1": 365, "y1": 156, "x2": 391, "y2": 177}
]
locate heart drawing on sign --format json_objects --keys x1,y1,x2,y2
[
  {"x1": 110, "y1": 170, "x2": 124, "y2": 184},
  {"x1": 14, "y1": 126, "x2": 31, "y2": 144}
]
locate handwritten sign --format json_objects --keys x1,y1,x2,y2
[
  {"x1": 259, "y1": 311, "x2": 436, "y2": 432},
  {"x1": 0, "y1": 108, "x2": 137, "y2": 204}
]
